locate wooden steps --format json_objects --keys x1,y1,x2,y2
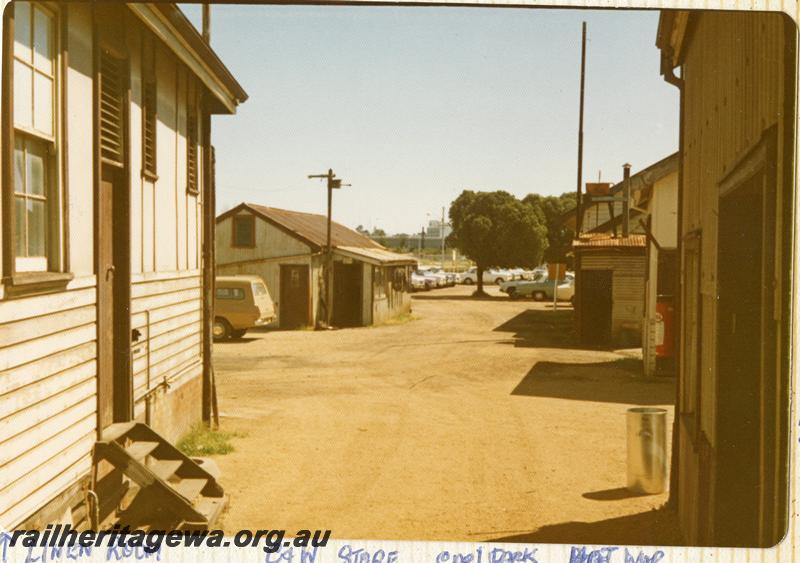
[
  {"x1": 96, "y1": 422, "x2": 227, "y2": 530},
  {"x1": 149, "y1": 459, "x2": 183, "y2": 481},
  {"x1": 127, "y1": 441, "x2": 159, "y2": 461}
]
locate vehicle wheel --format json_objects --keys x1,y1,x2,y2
[
  {"x1": 231, "y1": 328, "x2": 248, "y2": 339},
  {"x1": 495, "y1": 278, "x2": 504, "y2": 285},
  {"x1": 507, "y1": 287, "x2": 520, "y2": 300},
  {"x1": 533, "y1": 291, "x2": 546, "y2": 301},
  {"x1": 213, "y1": 318, "x2": 231, "y2": 341},
  {"x1": 425, "y1": 281, "x2": 432, "y2": 290},
  {"x1": 463, "y1": 277, "x2": 474, "y2": 285}
]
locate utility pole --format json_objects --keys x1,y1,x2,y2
[
  {"x1": 576, "y1": 21, "x2": 587, "y2": 235},
  {"x1": 308, "y1": 168, "x2": 349, "y2": 327},
  {"x1": 440, "y1": 207, "x2": 446, "y2": 268},
  {"x1": 202, "y1": 2, "x2": 211, "y2": 44}
]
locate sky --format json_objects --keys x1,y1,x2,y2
[{"x1": 181, "y1": 5, "x2": 678, "y2": 234}]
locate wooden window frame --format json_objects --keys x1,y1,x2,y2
[
  {"x1": 140, "y1": 33, "x2": 157, "y2": 181},
  {"x1": 1, "y1": 1, "x2": 72, "y2": 296},
  {"x1": 231, "y1": 214, "x2": 255, "y2": 248}
]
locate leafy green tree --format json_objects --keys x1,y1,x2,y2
[
  {"x1": 397, "y1": 233, "x2": 409, "y2": 250},
  {"x1": 447, "y1": 190, "x2": 547, "y2": 296},
  {"x1": 523, "y1": 192, "x2": 576, "y2": 267}
]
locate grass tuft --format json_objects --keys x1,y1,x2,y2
[
  {"x1": 380, "y1": 312, "x2": 421, "y2": 326},
  {"x1": 176, "y1": 424, "x2": 243, "y2": 456}
]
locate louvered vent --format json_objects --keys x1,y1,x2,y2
[
  {"x1": 100, "y1": 51, "x2": 125, "y2": 166},
  {"x1": 142, "y1": 81, "x2": 157, "y2": 175},
  {"x1": 186, "y1": 114, "x2": 198, "y2": 194}
]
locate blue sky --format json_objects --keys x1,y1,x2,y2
[{"x1": 181, "y1": 5, "x2": 677, "y2": 234}]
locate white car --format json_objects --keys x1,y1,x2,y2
[
  {"x1": 459, "y1": 267, "x2": 508, "y2": 285},
  {"x1": 415, "y1": 269, "x2": 444, "y2": 289},
  {"x1": 424, "y1": 267, "x2": 457, "y2": 286},
  {"x1": 556, "y1": 277, "x2": 575, "y2": 303},
  {"x1": 410, "y1": 272, "x2": 430, "y2": 291}
]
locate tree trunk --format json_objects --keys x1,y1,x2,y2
[{"x1": 474, "y1": 264, "x2": 488, "y2": 297}]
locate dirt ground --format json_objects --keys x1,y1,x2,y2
[{"x1": 211, "y1": 285, "x2": 681, "y2": 545}]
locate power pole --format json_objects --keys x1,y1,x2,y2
[
  {"x1": 576, "y1": 21, "x2": 587, "y2": 235},
  {"x1": 308, "y1": 168, "x2": 349, "y2": 327},
  {"x1": 440, "y1": 206, "x2": 446, "y2": 268},
  {"x1": 202, "y1": 2, "x2": 211, "y2": 43}
]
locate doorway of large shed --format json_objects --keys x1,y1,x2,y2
[
  {"x1": 333, "y1": 262, "x2": 363, "y2": 327},
  {"x1": 280, "y1": 264, "x2": 311, "y2": 328}
]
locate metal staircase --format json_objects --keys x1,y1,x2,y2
[{"x1": 95, "y1": 422, "x2": 227, "y2": 530}]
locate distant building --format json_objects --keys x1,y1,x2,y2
[
  {"x1": 216, "y1": 203, "x2": 417, "y2": 329},
  {"x1": 567, "y1": 154, "x2": 679, "y2": 356},
  {"x1": 425, "y1": 219, "x2": 452, "y2": 240},
  {"x1": 572, "y1": 234, "x2": 647, "y2": 347}
]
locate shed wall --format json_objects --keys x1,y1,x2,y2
[
  {"x1": 580, "y1": 252, "x2": 646, "y2": 343},
  {"x1": 216, "y1": 213, "x2": 317, "y2": 326}
]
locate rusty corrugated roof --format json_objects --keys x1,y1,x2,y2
[
  {"x1": 335, "y1": 246, "x2": 417, "y2": 266},
  {"x1": 243, "y1": 203, "x2": 384, "y2": 251},
  {"x1": 572, "y1": 234, "x2": 647, "y2": 248}
]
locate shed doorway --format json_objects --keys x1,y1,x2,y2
[
  {"x1": 715, "y1": 168, "x2": 774, "y2": 546},
  {"x1": 333, "y1": 262, "x2": 363, "y2": 327},
  {"x1": 280, "y1": 264, "x2": 311, "y2": 328},
  {"x1": 580, "y1": 270, "x2": 613, "y2": 345}
]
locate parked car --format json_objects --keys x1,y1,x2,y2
[
  {"x1": 556, "y1": 277, "x2": 575, "y2": 303},
  {"x1": 509, "y1": 267, "x2": 527, "y2": 280},
  {"x1": 414, "y1": 269, "x2": 442, "y2": 289},
  {"x1": 425, "y1": 266, "x2": 457, "y2": 286},
  {"x1": 214, "y1": 275, "x2": 276, "y2": 340},
  {"x1": 410, "y1": 272, "x2": 429, "y2": 291},
  {"x1": 459, "y1": 267, "x2": 508, "y2": 285},
  {"x1": 500, "y1": 275, "x2": 558, "y2": 300},
  {"x1": 419, "y1": 267, "x2": 451, "y2": 287}
]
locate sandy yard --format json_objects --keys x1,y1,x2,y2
[{"x1": 211, "y1": 284, "x2": 681, "y2": 544}]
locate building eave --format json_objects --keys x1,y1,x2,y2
[
  {"x1": 656, "y1": 10, "x2": 692, "y2": 71},
  {"x1": 129, "y1": 4, "x2": 248, "y2": 115}
]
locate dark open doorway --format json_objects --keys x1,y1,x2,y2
[
  {"x1": 580, "y1": 269, "x2": 613, "y2": 345},
  {"x1": 280, "y1": 264, "x2": 311, "y2": 329},
  {"x1": 715, "y1": 170, "x2": 767, "y2": 546},
  {"x1": 333, "y1": 262, "x2": 363, "y2": 327}
]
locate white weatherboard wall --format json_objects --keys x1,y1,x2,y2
[
  {"x1": 0, "y1": 3, "x2": 210, "y2": 527},
  {"x1": 125, "y1": 10, "x2": 206, "y2": 439},
  {"x1": 0, "y1": 3, "x2": 97, "y2": 529}
]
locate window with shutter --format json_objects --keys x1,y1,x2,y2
[
  {"x1": 142, "y1": 82, "x2": 156, "y2": 176},
  {"x1": 186, "y1": 111, "x2": 198, "y2": 194},
  {"x1": 141, "y1": 37, "x2": 156, "y2": 178},
  {"x1": 99, "y1": 49, "x2": 125, "y2": 166}
]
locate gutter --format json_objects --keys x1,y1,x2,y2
[{"x1": 657, "y1": 25, "x2": 684, "y2": 517}]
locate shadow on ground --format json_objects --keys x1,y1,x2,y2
[
  {"x1": 493, "y1": 309, "x2": 588, "y2": 349},
  {"x1": 582, "y1": 487, "x2": 652, "y2": 501},
  {"x1": 490, "y1": 505, "x2": 683, "y2": 546},
  {"x1": 512, "y1": 360, "x2": 675, "y2": 405},
  {"x1": 412, "y1": 293, "x2": 506, "y2": 302}
]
